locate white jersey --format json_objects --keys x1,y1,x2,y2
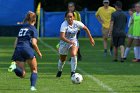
[
  {"x1": 59, "y1": 20, "x2": 85, "y2": 55},
  {"x1": 60, "y1": 20, "x2": 84, "y2": 40}
]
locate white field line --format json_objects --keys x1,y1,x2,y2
[{"x1": 39, "y1": 38, "x2": 117, "y2": 93}]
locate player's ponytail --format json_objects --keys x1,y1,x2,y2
[{"x1": 23, "y1": 11, "x2": 36, "y2": 24}]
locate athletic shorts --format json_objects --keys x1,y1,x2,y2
[
  {"x1": 59, "y1": 40, "x2": 79, "y2": 55},
  {"x1": 102, "y1": 27, "x2": 109, "y2": 38},
  {"x1": 12, "y1": 47, "x2": 35, "y2": 62},
  {"x1": 112, "y1": 36, "x2": 125, "y2": 47}
]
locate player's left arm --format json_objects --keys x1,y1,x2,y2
[
  {"x1": 83, "y1": 26, "x2": 95, "y2": 46},
  {"x1": 32, "y1": 38, "x2": 42, "y2": 58},
  {"x1": 109, "y1": 20, "x2": 114, "y2": 36},
  {"x1": 109, "y1": 13, "x2": 114, "y2": 36},
  {"x1": 14, "y1": 38, "x2": 18, "y2": 48}
]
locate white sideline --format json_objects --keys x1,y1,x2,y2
[{"x1": 39, "y1": 38, "x2": 117, "y2": 93}]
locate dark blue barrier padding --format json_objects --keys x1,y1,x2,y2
[
  {"x1": 44, "y1": 12, "x2": 65, "y2": 37},
  {"x1": 86, "y1": 12, "x2": 102, "y2": 37},
  {"x1": 44, "y1": 11, "x2": 129, "y2": 37},
  {"x1": 0, "y1": 0, "x2": 34, "y2": 25}
]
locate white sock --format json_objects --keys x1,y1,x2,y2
[
  {"x1": 58, "y1": 59, "x2": 65, "y2": 71},
  {"x1": 71, "y1": 56, "x2": 77, "y2": 72},
  {"x1": 134, "y1": 47, "x2": 136, "y2": 58},
  {"x1": 124, "y1": 47, "x2": 130, "y2": 58},
  {"x1": 138, "y1": 47, "x2": 140, "y2": 59},
  {"x1": 134, "y1": 47, "x2": 139, "y2": 59}
]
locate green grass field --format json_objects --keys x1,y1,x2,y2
[{"x1": 0, "y1": 37, "x2": 140, "y2": 93}]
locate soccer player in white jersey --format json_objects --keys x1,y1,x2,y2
[{"x1": 56, "y1": 11, "x2": 95, "y2": 77}]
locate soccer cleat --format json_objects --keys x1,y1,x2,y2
[
  {"x1": 8, "y1": 62, "x2": 16, "y2": 72},
  {"x1": 109, "y1": 49, "x2": 113, "y2": 56},
  {"x1": 78, "y1": 55, "x2": 82, "y2": 61},
  {"x1": 113, "y1": 59, "x2": 118, "y2": 62},
  {"x1": 120, "y1": 58, "x2": 124, "y2": 63},
  {"x1": 56, "y1": 71, "x2": 62, "y2": 77},
  {"x1": 71, "y1": 72, "x2": 75, "y2": 77},
  {"x1": 30, "y1": 86, "x2": 37, "y2": 91},
  {"x1": 104, "y1": 49, "x2": 107, "y2": 56},
  {"x1": 132, "y1": 59, "x2": 140, "y2": 62},
  {"x1": 123, "y1": 58, "x2": 127, "y2": 60}
]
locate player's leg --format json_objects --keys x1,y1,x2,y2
[
  {"x1": 56, "y1": 42, "x2": 68, "y2": 77},
  {"x1": 133, "y1": 38, "x2": 140, "y2": 62},
  {"x1": 118, "y1": 36, "x2": 125, "y2": 62},
  {"x1": 102, "y1": 28, "x2": 108, "y2": 56},
  {"x1": 8, "y1": 48, "x2": 26, "y2": 78},
  {"x1": 109, "y1": 37, "x2": 113, "y2": 56},
  {"x1": 138, "y1": 38, "x2": 140, "y2": 61},
  {"x1": 56, "y1": 55, "x2": 67, "y2": 77},
  {"x1": 77, "y1": 48, "x2": 82, "y2": 61},
  {"x1": 70, "y1": 45, "x2": 78, "y2": 76},
  {"x1": 113, "y1": 47, "x2": 118, "y2": 62},
  {"x1": 112, "y1": 37, "x2": 118, "y2": 61},
  {"x1": 8, "y1": 61, "x2": 26, "y2": 78},
  {"x1": 124, "y1": 37, "x2": 134, "y2": 59},
  {"x1": 27, "y1": 57, "x2": 38, "y2": 91},
  {"x1": 77, "y1": 31, "x2": 82, "y2": 61}
]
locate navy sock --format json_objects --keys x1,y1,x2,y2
[
  {"x1": 14, "y1": 66, "x2": 23, "y2": 77},
  {"x1": 30, "y1": 72, "x2": 37, "y2": 87}
]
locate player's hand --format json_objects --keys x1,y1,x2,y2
[
  {"x1": 90, "y1": 38, "x2": 95, "y2": 46},
  {"x1": 69, "y1": 41, "x2": 75, "y2": 46},
  {"x1": 108, "y1": 31, "x2": 112, "y2": 37},
  {"x1": 38, "y1": 52, "x2": 42, "y2": 59}
]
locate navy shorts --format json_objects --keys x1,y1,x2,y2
[
  {"x1": 12, "y1": 47, "x2": 35, "y2": 62},
  {"x1": 112, "y1": 36, "x2": 125, "y2": 47}
]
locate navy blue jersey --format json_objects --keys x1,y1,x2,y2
[
  {"x1": 12, "y1": 23, "x2": 38, "y2": 61},
  {"x1": 16, "y1": 23, "x2": 38, "y2": 48}
]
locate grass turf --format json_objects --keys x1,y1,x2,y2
[{"x1": 0, "y1": 37, "x2": 140, "y2": 93}]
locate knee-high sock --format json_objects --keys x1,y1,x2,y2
[
  {"x1": 134, "y1": 47, "x2": 139, "y2": 59},
  {"x1": 30, "y1": 72, "x2": 37, "y2": 87},
  {"x1": 71, "y1": 56, "x2": 77, "y2": 72},
  {"x1": 124, "y1": 47, "x2": 130, "y2": 58},
  {"x1": 138, "y1": 47, "x2": 140, "y2": 59},
  {"x1": 58, "y1": 59, "x2": 65, "y2": 71},
  {"x1": 14, "y1": 66, "x2": 23, "y2": 77}
]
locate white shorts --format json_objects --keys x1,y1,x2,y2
[
  {"x1": 127, "y1": 34, "x2": 134, "y2": 38},
  {"x1": 59, "y1": 40, "x2": 79, "y2": 55},
  {"x1": 133, "y1": 36, "x2": 140, "y2": 39}
]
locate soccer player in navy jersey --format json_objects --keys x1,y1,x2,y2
[{"x1": 8, "y1": 11, "x2": 42, "y2": 91}]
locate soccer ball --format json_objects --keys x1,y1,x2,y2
[{"x1": 71, "y1": 73, "x2": 83, "y2": 84}]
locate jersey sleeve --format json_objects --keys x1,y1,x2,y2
[
  {"x1": 32, "y1": 28, "x2": 38, "y2": 39},
  {"x1": 76, "y1": 21, "x2": 85, "y2": 29},
  {"x1": 112, "y1": 7, "x2": 116, "y2": 12},
  {"x1": 95, "y1": 7, "x2": 101, "y2": 17},
  {"x1": 60, "y1": 22, "x2": 67, "y2": 33}
]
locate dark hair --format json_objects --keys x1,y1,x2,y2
[
  {"x1": 129, "y1": 8, "x2": 135, "y2": 12},
  {"x1": 23, "y1": 11, "x2": 36, "y2": 24},
  {"x1": 135, "y1": 1, "x2": 140, "y2": 6},
  {"x1": 65, "y1": 11, "x2": 75, "y2": 17},
  {"x1": 114, "y1": 1, "x2": 122, "y2": 8},
  {"x1": 68, "y1": 2, "x2": 75, "y2": 7}
]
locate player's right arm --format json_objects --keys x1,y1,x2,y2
[
  {"x1": 60, "y1": 32, "x2": 75, "y2": 45},
  {"x1": 14, "y1": 38, "x2": 18, "y2": 48},
  {"x1": 95, "y1": 7, "x2": 103, "y2": 24},
  {"x1": 60, "y1": 22, "x2": 75, "y2": 45},
  {"x1": 109, "y1": 13, "x2": 114, "y2": 36},
  {"x1": 32, "y1": 38, "x2": 42, "y2": 58}
]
